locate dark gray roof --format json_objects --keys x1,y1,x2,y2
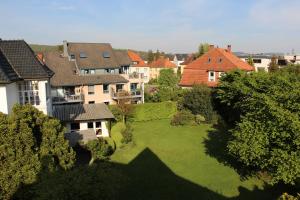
[
  {"x1": 53, "y1": 103, "x2": 114, "y2": 122},
  {"x1": 0, "y1": 40, "x2": 53, "y2": 80},
  {"x1": 0, "y1": 49, "x2": 20, "y2": 83},
  {"x1": 114, "y1": 50, "x2": 131, "y2": 66},
  {"x1": 175, "y1": 54, "x2": 188, "y2": 61},
  {"x1": 67, "y1": 43, "x2": 120, "y2": 69},
  {"x1": 44, "y1": 52, "x2": 128, "y2": 87}
]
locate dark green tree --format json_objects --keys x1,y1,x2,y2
[
  {"x1": 154, "y1": 49, "x2": 161, "y2": 60},
  {"x1": 0, "y1": 104, "x2": 75, "y2": 199},
  {"x1": 147, "y1": 50, "x2": 154, "y2": 63},
  {"x1": 216, "y1": 69, "x2": 300, "y2": 184},
  {"x1": 158, "y1": 69, "x2": 179, "y2": 87}
]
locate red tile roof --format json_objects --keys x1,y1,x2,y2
[
  {"x1": 179, "y1": 46, "x2": 254, "y2": 87},
  {"x1": 127, "y1": 50, "x2": 147, "y2": 67},
  {"x1": 149, "y1": 57, "x2": 177, "y2": 68}
]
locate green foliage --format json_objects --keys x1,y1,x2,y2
[
  {"x1": 279, "y1": 193, "x2": 300, "y2": 200},
  {"x1": 147, "y1": 49, "x2": 154, "y2": 63},
  {"x1": 86, "y1": 138, "x2": 114, "y2": 164},
  {"x1": 121, "y1": 123, "x2": 133, "y2": 144},
  {"x1": 247, "y1": 56, "x2": 254, "y2": 66},
  {"x1": 216, "y1": 69, "x2": 300, "y2": 184},
  {"x1": 171, "y1": 110, "x2": 195, "y2": 126},
  {"x1": 269, "y1": 56, "x2": 279, "y2": 72},
  {"x1": 155, "y1": 49, "x2": 161, "y2": 60},
  {"x1": 133, "y1": 102, "x2": 177, "y2": 122},
  {"x1": 0, "y1": 104, "x2": 75, "y2": 199},
  {"x1": 158, "y1": 69, "x2": 179, "y2": 87},
  {"x1": 195, "y1": 114, "x2": 206, "y2": 124},
  {"x1": 110, "y1": 122, "x2": 126, "y2": 148},
  {"x1": 196, "y1": 43, "x2": 209, "y2": 58},
  {"x1": 179, "y1": 85, "x2": 216, "y2": 122}
]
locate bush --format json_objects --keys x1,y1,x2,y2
[
  {"x1": 195, "y1": 114, "x2": 206, "y2": 124},
  {"x1": 86, "y1": 138, "x2": 114, "y2": 164},
  {"x1": 121, "y1": 123, "x2": 133, "y2": 144},
  {"x1": 171, "y1": 110, "x2": 195, "y2": 126},
  {"x1": 179, "y1": 84, "x2": 215, "y2": 122}
]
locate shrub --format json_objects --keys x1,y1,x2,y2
[
  {"x1": 179, "y1": 84, "x2": 215, "y2": 122},
  {"x1": 86, "y1": 138, "x2": 114, "y2": 164},
  {"x1": 121, "y1": 123, "x2": 133, "y2": 144},
  {"x1": 195, "y1": 114, "x2": 206, "y2": 124},
  {"x1": 171, "y1": 110, "x2": 195, "y2": 126}
]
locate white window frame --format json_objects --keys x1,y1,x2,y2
[
  {"x1": 18, "y1": 81, "x2": 40, "y2": 106},
  {"x1": 208, "y1": 71, "x2": 215, "y2": 82},
  {"x1": 88, "y1": 85, "x2": 95, "y2": 95}
]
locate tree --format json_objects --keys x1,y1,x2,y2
[
  {"x1": 196, "y1": 43, "x2": 209, "y2": 58},
  {"x1": 147, "y1": 50, "x2": 154, "y2": 63},
  {"x1": 158, "y1": 69, "x2": 179, "y2": 87},
  {"x1": 86, "y1": 138, "x2": 113, "y2": 165},
  {"x1": 178, "y1": 85, "x2": 215, "y2": 122},
  {"x1": 154, "y1": 49, "x2": 161, "y2": 60},
  {"x1": 0, "y1": 104, "x2": 75, "y2": 199},
  {"x1": 247, "y1": 56, "x2": 254, "y2": 66},
  {"x1": 269, "y1": 56, "x2": 279, "y2": 72},
  {"x1": 116, "y1": 91, "x2": 135, "y2": 123},
  {"x1": 216, "y1": 69, "x2": 300, "y2": 184}
]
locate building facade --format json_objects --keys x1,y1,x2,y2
[{"x1": 149, "y1": 57, "x2": 177, "y2": 80}]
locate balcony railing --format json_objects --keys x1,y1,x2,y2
[
  {"x1": 111, "y1": 89, "x2": 143, "y2": 100},
  {"x1": 52, "y1": 94, "x2": 84, "y2": 104}
]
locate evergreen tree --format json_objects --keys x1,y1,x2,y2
[
  {"x1": 196, "y1": 43, "x2": 209, "y2": 58},
  {"x1": 154, "y1": 49, "x2": 161, "y2": 60},
  {"x1": 0, "y1": 104, "x2": 75, "y2": 199},
  {"x1": 147, "y1": 50, "x2": 154, "y2": 63}
]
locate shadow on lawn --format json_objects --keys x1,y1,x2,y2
[{"x1": 14, "y1": 147, "x2": 285, "y2": 200}]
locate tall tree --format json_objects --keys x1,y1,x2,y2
[
  {"x1": 158, "y1": 69, "x2": 179, "y2": 87},
  {"x1": 0, "y1": 104, "x2": 75, "y2": 199},
  {"x1": 154, "y1": 49, "x2": 161, "y2": 60},
  {"x1": 269, "y1": 56, "x2": 279, "y2": 72},
  {"x1": 247, "y1": 56, "x2": 254, "y2": 66},
  {"x1": 147, "y1": 50, "x2": 154, "y2": 63},
  {"x1": 196, "y1": 43, "x2": 209, "y2": 58},
  {"x1": 216, "y1": 69, "x2": 300, "y2": 184},
  {"x1": 116, "y1": 91, "x2": 135, "y2": 123}
]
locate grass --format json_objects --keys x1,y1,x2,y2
[
  {"x1": 133, "y1": 101, "x2": 177, "y2": 122},
  {"x1": 110, "y1": 119, "x2": 282, "y2": 199}
]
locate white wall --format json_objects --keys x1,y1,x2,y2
[
  {"x1": 0, "y1": 83, "x2": 19, "y2": 114},
  {"x1": 241, "y1": 58, "x2": 270, "y2": 72},
  {"x1": 66, "y1": 120, "x2": 110, "y2": 137},
  {"x1": 34, "y1": 80, "x2": 49, "y2": 115}
]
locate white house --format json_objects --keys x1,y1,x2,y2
[
  {"x1": 127, "y1": 50, "x2": 150, "y2": 83},
  {"x1": 0, "y1": 40, "x2": 53, "y2": 115}
]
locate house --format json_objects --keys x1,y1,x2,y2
[
  {"x1": 149, "y1": 57, "x2": 177, "y2": 80},
  {"x1": 53, "y1": 103, "x2": 114, "y2": 146},
  {"x1": 238, "y1": 55, "x2": 271, "y2": 72},
  {"x1": 0, "y1": 40, "x2": 53, "y2": 115},
  {"x1": 179, "y1": 45, "x2": 254, "y2": 87},
  {"x1": 127, "y1": 50, "x2": 150, "y2": 83},
  {"x1": 168, "y1": 54, "x2": 188, "y2": 66},
  {"x1": 44, "y1": 41, "x2": 144, "y2": 105},
  {"x1": 179, "y1": 54, "x2": 196, "y2": 74}
]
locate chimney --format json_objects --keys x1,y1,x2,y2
[
  {"x1": 36, "y1": 53, "x2": 45, "y2": 63},
  {"x1": 63, "y1": 40, "x2": 68, "y2": 57},
  {"x1": 227, "y1": 45, "x2": 232, "y2": 52},
  {"x1": 209, "y1": 45, "x2": 214, "y2": 51}
]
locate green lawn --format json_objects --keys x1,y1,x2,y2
[{"x1": 110, "y1": 119, "x2": 280, "y2": 199}]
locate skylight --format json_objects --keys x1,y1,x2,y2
[
  {"x1": 103, "y1": 52, "x2": 110, "y2": 58},
  {"x1": 80, "y1": 52, "x2": 87, "y2": 58}
]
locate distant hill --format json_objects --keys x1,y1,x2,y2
[{"x1": 30, "y1": 44, "x2": 62, "y2": 53}]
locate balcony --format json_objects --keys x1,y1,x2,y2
[
  {"x1": 111, "y1": 89, "x2": 142, "y2": 100},
  {"x1": 52, "y1": 94, "x2": 84, "y2": 104}
]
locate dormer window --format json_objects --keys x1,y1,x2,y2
[
  {"x1": 103, "y1": 52, "x2": 110, "y2": 58},
  {"x1": 208, "y1": 71, "x2": 215, "y2": 82},
  {"x1": 208, "y1": 58, "x2": 211, "y2": 63},
  {"x1": 80, "y1": 52, "x2": 87, "y2": 58},
  {"x1": 219, "y1": 58, "x2": 223, "y2": 63}
]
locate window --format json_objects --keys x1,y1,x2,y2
[
  {"x1": 208, "y1": 71, "x2": 215, "y2": 82},
  {"x1": 103, "y1": 84, "x2": 109, "y2": 94},
  {"x1": 88, "y1": 85, "x2": 94, "y2": 95},
  {"x1": 208, "y1": 58, "x2": 211, "y2": 63},
  {"x1": 70, "y1": 123, "x2": 80, "y2": 130},
  {"x1": 95, "y1": 121, "x2": 101, "y2": 128},
  {"x1": 130, "y1": 83, "x2": 138, "y2": 91},
  {"x1": 87, "y1": 122, "x2": 94, "y2": 129},
  {"x1": 116, "y1": 84, "x2": 123, "y2": 92},
  {"x1": 104, "y1": 101, "x2": 109, "y2": 105},
  {"x1": 88, "y1": 101, "x2": 95, "y2": 104},
  {"x1": 18, "y1": 81, "x2": 40, "y2": 106},
  {"x1": 253, "y1": 59, "x2": 262, "y2": 64},
  {"x1": 70, "y1": 54, "x2": 75, "y2": 60},
  {"x1": 103, "y1": 52, "x2": 110, "y2": 58},
  {"x1": 133, "y1": 61, "x2": 138, "y2": 65},
  {"x1": 219, "y1": 58, "x2": 223, "y2": 63},
  {"x1": 90, "y1": 69, "x2": 95, "y2": 74},
  {"x1": 79, "y1": 52, "x2": 87, "y2": 58}
]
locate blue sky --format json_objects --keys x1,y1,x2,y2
[{"x1": 0, "y1": 0, "x2": 299, "y2": 53}]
